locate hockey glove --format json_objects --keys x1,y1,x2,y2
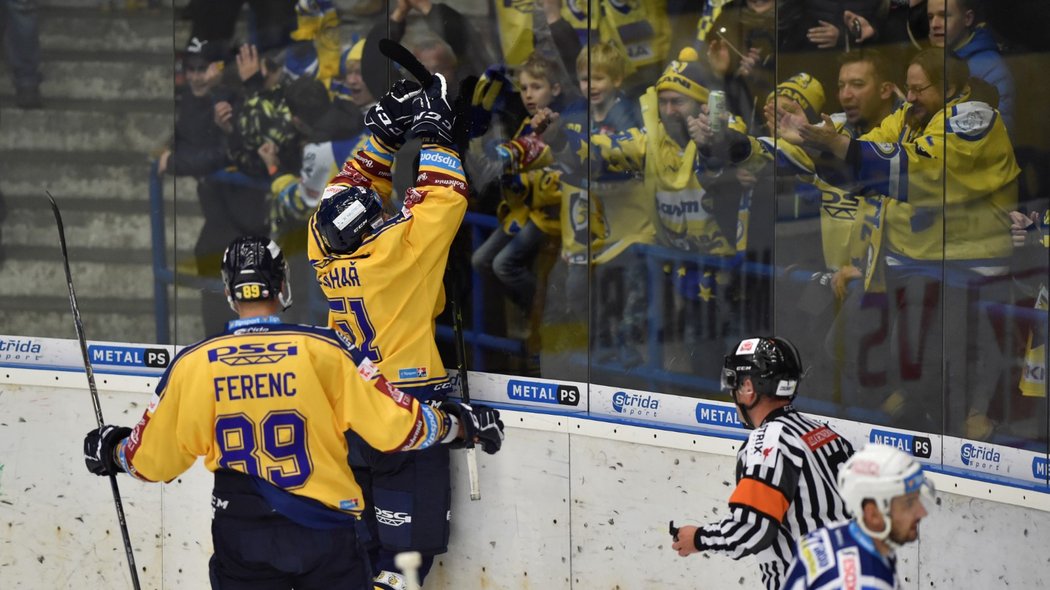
[
  {"x1": 365, "y1": 78, "x2": 423, "y2": 149},
  {"x1": 412, "y1": 73, "x2": 456, "y2": 147},
  {"x1": 439, "y1": 402, "x2": 505, "y2": 454},
  {"x1": 495, "y1": 134, "x2": 553, "y2": 174},
  {"x1": 84, "y1": 425, "x2": 131, "y2": 476}
]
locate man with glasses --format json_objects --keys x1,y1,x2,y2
[
  {"x1": 670, "y1": 336, "x2": 854, "y2": 590},
  {"x1": 785, "y1": 48, "x2": 1019, "y2": 439}
]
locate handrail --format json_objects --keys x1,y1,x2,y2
[{"x1": 148, "y1": 165, "x2": 270, "y2": 343}]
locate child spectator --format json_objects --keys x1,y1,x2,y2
[
  {"x1": 534, "y1": 42, "x2": 652, "y2": 376},
  {"x1": 471, "y1": 52, "x2": 566, "y2": 324}
]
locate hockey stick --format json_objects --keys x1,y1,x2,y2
[
  {"x1": 385, "y1": 35, "x2": 484, "y2": 500},
  {"x1": 378, "y1": 38, "x2": 434, "y2": 87},
  {"x1": 394, "y1": 551, "x2": 423, "y2": 590},
  {"x1": 48, "y1": 193, "x2": 142, "y2": 590},
  {"x1": 450, "y1": 74, "x2": 482, "y2": 501},
  {"x1": 447, "y1": 249, "x2": 481, "y2": 501}
]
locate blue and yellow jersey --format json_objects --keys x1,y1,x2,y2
[
  {"x1": 497, "y1": 117, "x2": 561, "y2": 237},
  {"x1": 852, "y1": 94, "x2": 1019, "y2": 269},
  {"x1": 561, "y1": 0, "x2": 670, "y2": 73},
  {"x1": 743, "y1": 135, "x2": 861, "y2": 271},
  {"x1": 783, "y1": 521, "x2": 897, "y2": 590},
  {"x1": 308, "y1": 143, "x2": 468, "y2": 396},
  {"x1": 621, "y1": 86, "x2": 737, "y2": 256},
  {"x1": 115, "y1": 316, "x2": 451, "y2": 517},
  {"x1": 553, "y1": 93, "x2": 653, "y2": 264}
]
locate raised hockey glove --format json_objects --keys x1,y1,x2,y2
[
  {"x1": 440, "y1": 402, "x2": 505, "y2": 454},
  {"x1": 365, "y1": 78, "x2": 423, "y2": 149},
  {"x1": 84, "y1": 425, "x2": 131, "y2": 476},
  {"x1": 412, "y1": 73, "x2": 456, "y2": 147},
  {"x1": 495, "y1": 134, "x2": 553, "y2": 174}
]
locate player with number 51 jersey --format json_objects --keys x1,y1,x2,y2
[
  {"x1": 308, "y1": 130, "x2": 467, "y2": 401},
  {"x1": 307, "y1": 72, "x2": 472, "y2": 587}
]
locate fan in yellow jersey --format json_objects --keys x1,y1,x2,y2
[
  {"x1": 784, "y1": 49, "x2": 1019, "y2": 437},
  {"x1": 82, "y1": 236, "x2": 504, "y2": 590},
  {"x1": 308, "y1": 72, "x2": 469, "y2": 587}
]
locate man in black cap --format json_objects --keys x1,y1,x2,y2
[{"x1": 159, "y1": 37, "x2": 271, "y2": 336}]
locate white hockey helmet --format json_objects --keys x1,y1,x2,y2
[{"x1": 837, "y1": 444, "x2": 935, "y2": 544}]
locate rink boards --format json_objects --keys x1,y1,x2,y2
[{"x1": 1, "y1": 336, "x2": 1049, "y2": 588}]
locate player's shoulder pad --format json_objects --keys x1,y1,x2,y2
[
  {"x1": 796, "y1": 527, "x2": 836, "y2": 584},
  {"x1": 947, "y1": 101, "x2": 997, "y2": 140},
  {"x1": 742, "y1": 420, "x2": 787, "y2": 469}
]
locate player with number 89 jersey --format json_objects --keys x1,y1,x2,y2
[{"x1": 81, "y1": 236, "x2": 506, "y2": 589}]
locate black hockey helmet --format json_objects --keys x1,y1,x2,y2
[
  {"x1": 721, "y1": 336, "x2": 803, "y2": 400},
  {"x1": 221, "y1": 236, "x2": 292, "y2": 311},
  {"x1": 312, "y1": 185, "x2": 385, "y2": 254}
]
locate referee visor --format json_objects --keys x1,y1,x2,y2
[{"x1": 721, "y1": 367, "x2": 742, "y2": 392}]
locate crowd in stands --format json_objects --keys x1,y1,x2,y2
[{"x1": 158, "y1": 0, "x2": 1050, "y2": 447}]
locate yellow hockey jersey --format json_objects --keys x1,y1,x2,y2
[
  {"x1": 309, "y1": 143, "x2": 468, "y2": 395},
  {"x1": 853, "y1": 96, "x2": 1019, "y2": 268},
  {"x1": 115, "y1": 317, "x2": 450, "y2": 517},
  {"x1": 594, "y1": 87, "x2": 736, "y2": 256}
]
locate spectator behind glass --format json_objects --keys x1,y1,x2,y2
[
  {"x1": 1, "y1": 0, "x2": 42, "y2": 109},
  {"x1": 331, "y1": 39, "x2": 376, "y2": 112},
  {"x1": 928, "y1": 0, "x2": 1015, "y2": 133},
  {"x1": 161, "y1": 38, "x2": 270, "y2": 336},
  {"x1": 563, "y1": 41, "x2": 651, "y2": 371},
  {"x1": 258, "y1": 76, "x2": 363, "y2": 325},
  {"x1": 471, "y1": 53, "x2": 565, "y2": 327},
  {"x1": 179, "y1": 0, "x2": 296, "y2": 55},
  {"x1": 784, "y1": 50, "x2": 1019, "y2": 439}
]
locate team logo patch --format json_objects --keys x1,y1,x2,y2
[
  {"x1": 803, "y1": 426, "x2": 839, "y2": 450},
  {"x1": 340, "y1": 498, "x2": 361, "y2": 511},
  {"x1": 736, "y1": 338, "x2": 759, "y2": 354},
  {"x1": 357, "y1": 358, "x2": 380, "y2": 380},
  {"x1": 801, "y1": 530, "x2": 834, "y2": 583},
  {"x1": 837, "y1": 547, "x2": 860, "y2": 590}
]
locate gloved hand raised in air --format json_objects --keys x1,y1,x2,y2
[
  {"x1": 84, "y1": 425, "x2": 131, "y2": 476},
  {"x1": 439, "y1": 401, "x2": 504, "y2": 454},
  {"x1": 412, "y1": 73, "x2": 456, "y2": 147},
  {"x1": 364, "y1": 78, "x2": 423, "y2": 149}
]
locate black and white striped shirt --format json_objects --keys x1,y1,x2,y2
[{"x1": 696, "y1": 406, "x2": 854, "y2": 590}]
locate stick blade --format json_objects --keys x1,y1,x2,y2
[{"x1": 378, "y1": 38, "x2": 433, "y2": 86}]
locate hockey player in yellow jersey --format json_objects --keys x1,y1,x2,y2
[
  {"x1": 82, "y1": 236, "x2": 504, "y2": 590},
  {"x1": 308, "y1": 71, "x2": 469, "y2": 587}
]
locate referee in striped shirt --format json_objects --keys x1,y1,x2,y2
[{"x1": 671, "y1": 336, "x2": 855, "y2": 590}]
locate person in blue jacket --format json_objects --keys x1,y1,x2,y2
[{"x1": 929, "y1": 0, "x2": 1015, "y2": 133}]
